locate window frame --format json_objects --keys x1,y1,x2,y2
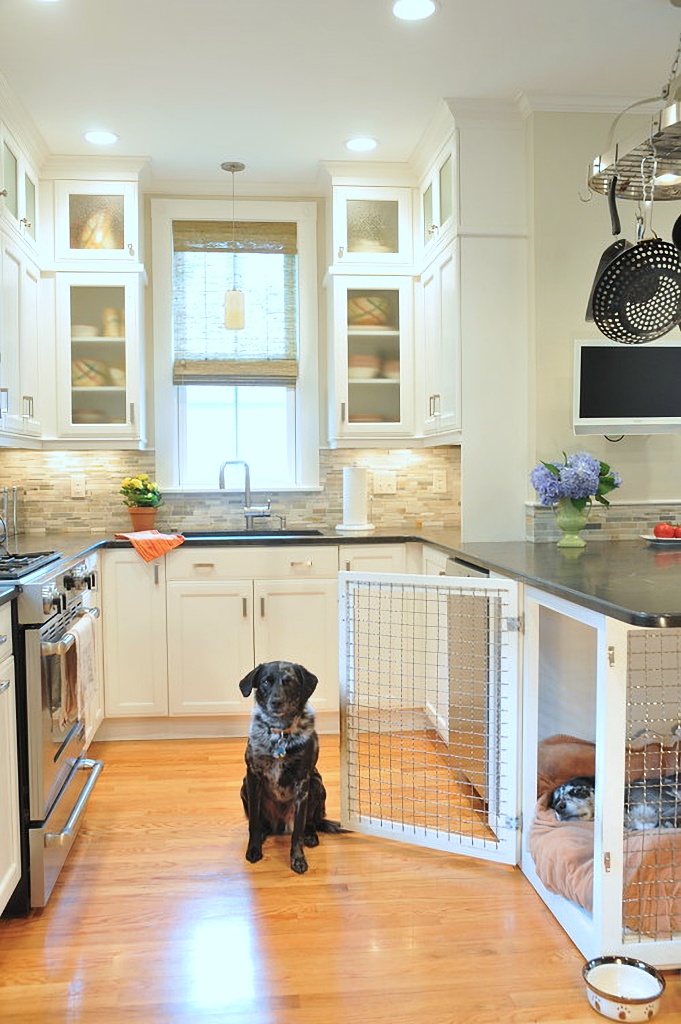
[{"x1": 150, "y1": 197, "x2": 319, "y2": 491}]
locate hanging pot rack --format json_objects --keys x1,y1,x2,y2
[{"x1": 588, "y1": 30, "x2": 681, "y2": 201}]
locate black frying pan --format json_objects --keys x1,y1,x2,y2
[{"x1": 585, "y1": 176, "x2": 632, "y2": 322}]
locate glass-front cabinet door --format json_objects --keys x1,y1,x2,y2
[
  {"x1": 56, "y1": 273, "x2": 140, "y2": 439},
  {"x1": 54, "y1": 181, "x2": 139, "y2": 263},
  {"x1": 332, "y1": 187, "x2": 413, "y2": 267},
  {"x1": 332, "y1": 276, "x2": 413, "y2": 441},
  {"x1": 0, "y1": 126, "x2": 39, "y2": 250},
  {"x1": 420, "y1": 138, "x2": 456, "y2": 260}
]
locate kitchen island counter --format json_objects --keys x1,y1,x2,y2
[{"x1": 435, "y1": 538, "x2": 681, "y2": 628}]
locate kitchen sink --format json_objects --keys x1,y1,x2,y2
[{"x1": 180, "y1": 529, "x2": 324, "y2": 541}]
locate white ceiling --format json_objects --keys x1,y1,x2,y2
[{"x1": 1, "y1": 0, "x2": 681, "y2": 189}]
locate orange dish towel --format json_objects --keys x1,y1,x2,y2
[{"x1": 114, "y1": 529, "x2": 185, "y2": 563}]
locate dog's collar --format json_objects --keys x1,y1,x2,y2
[{"x1": 269, "y1": 720, "x2": 299, "y2": 758}]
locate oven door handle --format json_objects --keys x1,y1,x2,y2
[
  {"x1": 41, "y1": 607, "x2": 101, "y2": 657},
  {"x1": 44, "y1": 758, "x2": 103, "y2": 847}
]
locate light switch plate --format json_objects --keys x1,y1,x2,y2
[
  {"x1": 373, "y1": 471, "x2": 397, "y2": 495},
  {"x1": 70, "y1": 474, "x2": 87, "y2": 499}
]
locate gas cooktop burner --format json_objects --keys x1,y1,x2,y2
[{"x1": 0, "y1": 550, "x2": 62, "y2": 580}]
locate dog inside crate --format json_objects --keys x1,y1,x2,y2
[{"x1": 530, "y1": 626, "x2": 681, "y2": 942}]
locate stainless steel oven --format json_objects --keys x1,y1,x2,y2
[{"x1": 3, "y1": 549, "x2": 104, "y2": 913}]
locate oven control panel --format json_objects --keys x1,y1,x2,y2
[{"x1": 19, "y1": 554, "x2": 99, "y2": 624}]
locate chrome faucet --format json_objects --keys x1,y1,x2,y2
[{"x1": 218, "y1": 459, "x2": 272, "y2": 530}]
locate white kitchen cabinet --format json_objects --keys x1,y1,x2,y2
[
  {"x1": 1, "y1": 125, "x2": 38, "y2": 253},
  {"x1": 53, "y1": 180, "x2": 139, "y2": 265},
  {"x1": 165, "y1": 546, "x2": 340, "y2": 716},
  {"x1": 339, "y1": 544, "x2": 406, "y2": 573},
  {"x1": 0, "y1": 231, "x2": 41, "y2": 443},
  {"x1": 102, "y1": 550, "x2": 168, "y2": 717},
  {"x1": 418, "y1": 243, "x2": 460, "y2": 439},
  {"x1": 0, "y1": 603, "x2": 20, "y2": 915},
  {"x1": 331, "y1": 185, "x2": 413, "y2": 269},
  {"x1": 419, "y1": 135, "x2": 456, "y2": 263},
  {"x1": 166, "y1": 581, "x2": 254, "y2": 715},
  {"x1": 329, "y1": 275, "x2": 414, "y2": 445},
  {"x1": 421, "y1": 544, "x2": 450, "y2": 576},
  {"x1": 54, "y1": 272, "x2": 143, "y2": 442}
]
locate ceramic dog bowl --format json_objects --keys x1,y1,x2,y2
[{"x1": 583, "y1": 956, "x2": 665, "y2": 1020}]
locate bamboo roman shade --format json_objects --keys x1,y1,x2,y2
[{"x1": 172, "y1": 220, "x2": 299, "y2": 385}]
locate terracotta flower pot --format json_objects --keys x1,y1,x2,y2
[{"x1": 127, "y1": 506, "x2": 158, "y2": 532}]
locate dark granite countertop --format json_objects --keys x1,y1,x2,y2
[
  {"x1": 10, "y1": 527, "x2": 681, "y2": 627},
  {"x1": 441, "y1": 539, "x2": 681, "y2": 628}
]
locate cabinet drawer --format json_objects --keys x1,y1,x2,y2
[
  {"x1": 165, "y1": 545, "x2": 339, "y2": 581},
  {"x1": 0, "y1": 602, "x2": 13, "y2": 658}
]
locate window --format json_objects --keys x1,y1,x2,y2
[{"x1": 151, "y1": 198, "x2": 319, "y2": 492}]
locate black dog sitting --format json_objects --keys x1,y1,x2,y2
[{"x1": 239, "y1": 661, "x2": 343, "y2": 873}]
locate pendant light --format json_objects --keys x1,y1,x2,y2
[{"x1": 220, "y1": 160, "x2": 245, "y2": 330}]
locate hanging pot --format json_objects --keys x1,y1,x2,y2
[
  {"x1": 585, "y1": 175, "x2": 633, "y2": 322},
  {"x1": 591, "y1": 160, "x2": 681, "y2": 343}
]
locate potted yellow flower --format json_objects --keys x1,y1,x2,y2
[{"x1": 120, "y1": 474, "x2": 163, "y2": 531}]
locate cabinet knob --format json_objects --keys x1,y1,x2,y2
[
  {"x1": 0, "y1": 679, "x2": 10, "y2": 695},
  {"x1": 337, "y1": 246, "x2": 345, "y2": 259},
  {"x1": 0, "y1": 189, "x2": 7, "y2": 198},
  {"x1": 127, "y1": 243, "x2": 135, "y2": 257}
]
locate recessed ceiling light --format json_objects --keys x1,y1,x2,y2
[
  {"x1": 84, "y1": 130, "x2": 119, "y2": 146},
  {"x1": 392, "y1": 0, "x2": 438, "y2": 21},
  {"x1": 345, "y1": 137, "x2": 378, "y2": 153}
]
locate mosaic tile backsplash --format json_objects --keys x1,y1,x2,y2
[{"x1": 0, "y1": 447, "x2": 462, "y2": 536}]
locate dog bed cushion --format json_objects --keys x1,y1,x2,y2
[{"x1": 529, "y1": 734, "x2": 681, "y2": 934}]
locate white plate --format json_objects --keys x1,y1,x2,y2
[{"x1": 640, "y1": 534, "x2": 681, "y2": 545}]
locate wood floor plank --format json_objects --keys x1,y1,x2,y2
[{"x1": 1, "y1": 736, "x2": 680, "y2": 1023}]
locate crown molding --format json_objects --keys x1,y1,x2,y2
[
  {"x1": 517, "y1": 90, "x2": 662, "y2": 116},
  {"x1": 0, "y1": 71, "x2": 49, "y2": 171}
]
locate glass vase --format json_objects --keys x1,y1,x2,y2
[{"x1": 554, "y1": 497, "x2": 590, "y2": 548}]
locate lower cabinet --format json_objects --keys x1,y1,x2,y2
[
  {"x1": 102, "y1": 545, "x2": 340, "y2": 722},
  {"x1": 102, "y1": 550, "x2": 169, "y2": 716},
  {"x1": 0, "y1": 604, "x2": 20, "y2": 915},
  {"x1": 166, "y1": 577, "x2": 338, "y2": 715},
  {"x1": 339, "y1": 543, "x2": 406, "y2": 573}
]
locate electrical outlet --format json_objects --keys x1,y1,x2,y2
[
  {"x1": 433, "y1": 470, "x2": 447, "y2": 494},
  {"x1": 373, "y1": 470, "x2": 397, "y2": 495},
  {"x1": 70, "y1": 474, "x2": 86, "y2": 499}
]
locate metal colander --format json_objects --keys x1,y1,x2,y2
[{"x1": 591, "y1": 236, "x2": 681, "y2": 343}]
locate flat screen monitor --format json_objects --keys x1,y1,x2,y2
[{"x1": 573, "y1": 338, "x2": 681, "y2": 435}]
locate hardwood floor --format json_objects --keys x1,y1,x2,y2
[{"x1": 1, "y1": 737, "x2": 680, "y2": 1023}]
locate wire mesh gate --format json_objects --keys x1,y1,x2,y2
[{"x1": 338, "y1": 572, "x2": 520, "y2": 863}]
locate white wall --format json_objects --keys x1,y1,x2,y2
[{"x1": 530, "y1": 110, "x2": 681, "y2": 502}]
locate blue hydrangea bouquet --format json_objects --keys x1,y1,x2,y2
[{"x1": 531, "y1": 451, "x2": 621, "y2": 548}]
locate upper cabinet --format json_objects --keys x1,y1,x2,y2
[
  {"x1": 53, "y1": 180, "x2": 139, "y2": 265},
  {"x1": 55, "y1": 272, "x2": 142, "y2": 442},
  {"x1": 0, "y1": 124, "x2": 39, "y2": 254},
  {"x1": 331, "y1": 185, "x2": 413, "y2": 270},
  {"x1": 419, "y1": 135, "x2": 456, "y2": 262}
]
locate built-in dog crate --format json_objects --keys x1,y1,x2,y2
[
  {"x1": 339, "y1": 571, "x2": 681, "y2": 970},
  {"x1": 522, "y1": 585, "x2": 681, "y2": 969},
  {"x1": 338, "y1": 572, "x2": 521, "y2": 864}
]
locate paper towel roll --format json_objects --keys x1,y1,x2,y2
[{"x1": 337, "y1": 466, "x2": 375, "y2": 531}]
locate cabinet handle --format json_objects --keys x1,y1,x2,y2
[
  {"x1": 337, "y1": 246, "x2": 344, "y2": 259},
  {"x1": 260, "y1": 596, "x2": 265, "y2": 617},
  {"x1": 130, "y1": 402, "x2": 135, "y2": 425},
  {"x1": 290, "y1": 560, "x2": 313, "y2": 568},
  {"x1": 20, "y1": 217, "x2": 32, "y2": 230},
  {"x1": 153, "y1": 564, "x2": 159, "y2": 586},
  {"x1": 193, "y1": 562, "x2": 215, "y2": 570},
  {"x1": 0, "y1": 634, "x2": 8, "y2": 644},
  {"x1": 0, "y1": 679, "x2": 10, "y2": 695},
  {"x1": 242, "y1": 597, "x2": 248, "y2": 618},
  {"x1": 0, "y1": 388, "x2": 8, "y2": 417},
  {"x1": 345, "y1": 560, "x2": 350, "y2": 571},
  {"x1": 127, "y1": 243, "x2": 135, "y2": 257},
  {"x1": 22, "y1": 395, "x2": 33, "y2": 418},
  {"x1": 434, "y1": 393, "x2": 441, "y2": 415},
  {"x1": 341, "y1": 402, "x2": 346, "y2": 424},
  {"x1": 0, "y1": 189, "x2": 7, "y2": 198}
]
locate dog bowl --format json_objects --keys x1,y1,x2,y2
[{"x1": 583, "y1": 956, "x2": 665, "y2": 1020}]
